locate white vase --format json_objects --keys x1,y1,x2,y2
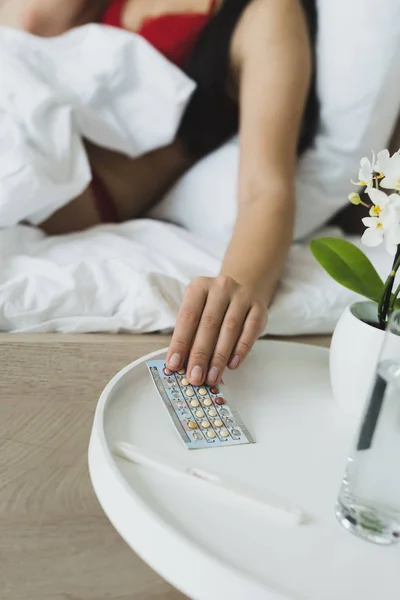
[{"x1": 330, "y1": 301, "x2": 385, "y2": 418}]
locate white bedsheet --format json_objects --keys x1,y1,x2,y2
[{"x1": 0, "y1": 221, "x2": 390, "y2": 334}]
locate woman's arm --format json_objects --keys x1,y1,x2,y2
[
  {"x1": 167, "y1": 0, "x2": 312, "y2": 384},
  {"x1": 225, "y1": 0, "x2": 311, "y2": 296}
]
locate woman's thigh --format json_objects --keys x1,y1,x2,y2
[
  {"x1": 40, "y1": 141, "x2": 190, "y2": 235},
  {"x1": 86, "y1": 140, "x2": 191, "y2": 222}
]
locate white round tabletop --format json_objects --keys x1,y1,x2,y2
[{"x1": 88, "y1": 341, "x2": 400, "y2": 600}]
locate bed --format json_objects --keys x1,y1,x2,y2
[{"x1": 0, "y1": 1, "x2": 399, "y2": 334}]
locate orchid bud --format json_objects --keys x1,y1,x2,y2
[{"x1": 349, "y1": 192, "x2": 361, "y2": 205}]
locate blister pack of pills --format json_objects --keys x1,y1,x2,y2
[{"x1": 147, "y1": 360, "x2": 254, "y2": 449}]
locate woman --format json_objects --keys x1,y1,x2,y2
[{"x1": 17, "y1": 0, "x2": 319, "y2": 386}]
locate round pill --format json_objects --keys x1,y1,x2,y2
[
  {"x1": 201, "y1": 421, "x2": 211, "y2": 429},
  {"x1": 220, "y1": 428, "x2": 229, "y2": 438},
  {"x1": 198, "y1": 387, "x2": 207, "y2": 396},
  {"x1": 206, "y1": 430, "x2": 216, "y2": 439},
  {"x1": 178, "y1": 369, "x2": 186, "y2": 375},
  {"x1": 203, "y1": 398, "x2": 212, "y2": 407},
  {"x1": 207, "y1": 409, "x2": 217, "y2": 418},
  {"x1": 210, "y1": 386, "x2": 219, "y2": 395},
  {"x1": 188, "y1": 421, "x2": 198, "y2": 430},
  {"x1": 181, "y1": 378, "x2": 189, "y2": 386},
  {"x1": 185, "y1": 389, "x2": 195, "y2": 397},
  {"x1": 215, "y1": 396, "x2": 226, "y2": 406},
  {"x1": 214, "y1": 419, "x2": 223, "y2": 428},
  {"x1": 163, "y1": 368, "x2": 173, "y2": 376},
  {"x1": 195, "y1": 410, "x2": 204, "y2": 418},
  {"x1": 190, "y1": 398, "x2": 200, "y2": 408}
]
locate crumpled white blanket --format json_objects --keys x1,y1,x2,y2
[
  {"x1": 0, "y1": 24, "x2": 195, "y2": 226},
  {"x1": 0, "y1": 221, "x2": 391, "y2": 334}
]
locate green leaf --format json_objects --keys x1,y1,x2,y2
[{"x1": 309, "y1": 237, "x2": 384, "y2": 303}]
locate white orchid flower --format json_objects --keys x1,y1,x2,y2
[
  {"x1": 380, "y1": 152, "x2": 400, "y2": 191},
  {"x1": 362, "y1": 204, "x2": 400, "y2": 255},
  {"x1": 366, "y1": 187, "x2": 400, "y2": 218},
  {"x1": 374, "y1": 149, "x2": 391, "y2": 177},
  {"x1": 354, "y1": 152, "x2": 376, "y2": 187}
]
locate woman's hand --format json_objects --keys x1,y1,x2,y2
[
  {"x1": 166, "y1": 0, "x2": 311, "y2": 391},
  {"x1": 22, "y1": 0, "x2": 107, "y2": 36},
  {"x1": 166, "y1": 275, "x2": 268, "y2": 386}
]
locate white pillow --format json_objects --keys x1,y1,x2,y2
[{"x1": 150, "y1": 0, "x2": 400, "y2": 242}]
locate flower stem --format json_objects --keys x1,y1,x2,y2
[
  {"x1": 378, "y1": 246, "x2": 400, "y2": 326},
  {"x1": 389, "y1": 281, "x2": 400, "y2": 312}
]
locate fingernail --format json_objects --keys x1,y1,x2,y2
[
  {"x1": 207, "y1": 367, "x2": 219, "y2": 385},
  {"x1": 190, "y1": 365, "x2": 203, "y2": 383},
  {"x1": 229, "y1": 355, "x2": 240, "y2": 369},
  {"x1": 169, "y1": 353, "x2": 181, "y2": 369}
]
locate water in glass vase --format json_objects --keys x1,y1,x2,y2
[{"x1": 336, "y1": 360, "x2": 400, "y2": 545}]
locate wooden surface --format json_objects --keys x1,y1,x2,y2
[{"x1": 0, "y1": 333, "x2": 330, "y2": 600}]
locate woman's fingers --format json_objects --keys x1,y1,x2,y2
[
  {"x1": 168, "y1": 275, "x2": 268, "y2": 384},
  {"x1": 205, "y1": 298, "x2": 250, "y2": 385},
  {"x1": 229, "y1": 304, "x2": 268, "y2": 370},
  {"x1": 166, "y1": 279, "x2": 208, "y2": 372},
  {"x1": 186, "y1": 286, "x2": 231, "y2": 385}
]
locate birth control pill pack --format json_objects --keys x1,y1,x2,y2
[{"x1": 147, "y1": 360, "x2": 254, "y2": 449}]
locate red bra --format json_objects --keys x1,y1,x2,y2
[
  {"x1": 101, "y1": 0, "x2": 216, "y2": 69},
  {"x1": 93, "y1": 0, "x2": 216, "y2": 223}
]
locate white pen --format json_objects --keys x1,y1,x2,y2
[{"x1": 113, "y1": 441, "x2": 306, "y2": 526}]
